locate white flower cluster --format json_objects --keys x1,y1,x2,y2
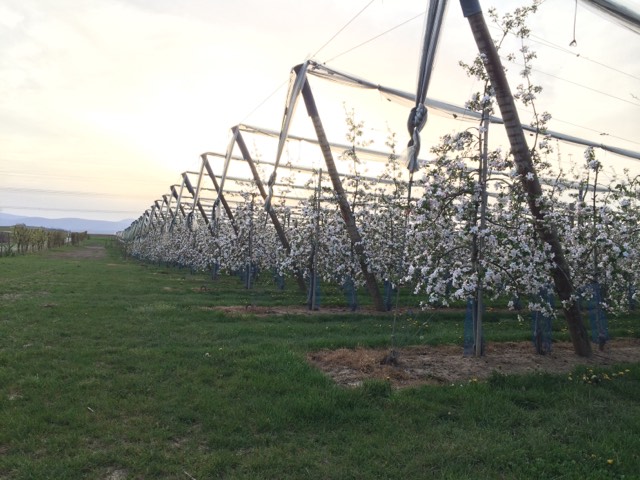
[{"x1": 123, "y1": 141, "x2": 638, "y2": 318}]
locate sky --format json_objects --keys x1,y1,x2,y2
[{"x1": 1, "y1": 0, "x2": 639, "y2": 222}]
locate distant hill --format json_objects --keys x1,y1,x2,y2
[{"x1": 0, "y1": 213, "x2": 134, "y2": 235}]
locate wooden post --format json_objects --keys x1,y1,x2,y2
[
  {"x1": 295, "y1": 64, "x2": 385, "y2": 312},
  {"x1": 182, "y1": 173, "x2": 209, "y2": 224},
  {"x1": 201, "y1": 154, "x2": 239, "y2": 236},
  {"x1": 169, "y1": 183, "x2": 187, "y2": 228},
  {"x1": 232, "y1": 127, "x2": 308, "y2": 293},
  {"x1": 155, "y1": 200, "x2": 167, "y2": 230},
  {"x1": 460, "y1": 0, "x2": 591, "y2": 356},
  {"x1": 183, "y1": 162, "x2": 210, "y2": 224}
]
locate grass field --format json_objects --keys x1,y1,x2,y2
[{"x1": 1, "y1": 237, "x2": 639, "y2": 479}]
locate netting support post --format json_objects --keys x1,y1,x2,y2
[
  {"x1": 157, "y1": 197, "x2": 169, "y2": 226},
  {"x1": 201, "y1": 154, "x2": 239, "y2": 236},
  {"x1": 232, "y1": 127, "x2": 308, "y2": 294},
  {"x1": 296, "y1": 65, "x2": 385, "y2": 312},
  {"x1": 460, "y1": 0, "x2": 592, "y2": 357},
  {"x1": 182, "y1": 169, "x2": 209, "y2": 225},
  {"x1": 168, "y1": 183, "x2": 187, "y2": 232},
  {"x1": 308, "y1": 169, "x2": 323, "y2": 311}
]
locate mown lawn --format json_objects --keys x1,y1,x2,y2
[{"x1": 1, "y1": 238, "x2": 638, "y2": 479}]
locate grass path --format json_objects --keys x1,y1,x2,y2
[{"x1": 0, "y1": 238, "x2": 639, "y2": 479}]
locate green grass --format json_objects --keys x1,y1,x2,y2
[{"x1": 1, "y1": 238, "x2": 639, "y2": 479}]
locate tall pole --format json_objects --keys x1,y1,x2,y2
[
  {"x1": 459, "y1": 0, "x2": 591, "y2": 356},
  {"x1": 246, "y1": 195, "x2": 254, "y2": 290},
  {"x1": 182, "y1": 172, "x2": 209, "y2": 223},
  {"x1": 295, "y1": 64, "x2": 385, "y2": 312},
  {"x1": 232, "y1": 127, "x2": 308, "y2": 293},
  {"x1": 201, "y1": 154, "x2": 239, "y2": 236},
  {"x1": 309, "y1": 169, "x2": 322, "y2": 310},
  {"x1": 169, "y1": 183, "x2": 187, "y2": 228}
]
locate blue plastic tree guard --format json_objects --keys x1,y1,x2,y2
[
  {"x1": 342, "y1": 276, "x2": 358, "y2": 311},
  {"x1": 588, "y1": 282, "x2": 609, "y2": 349},
  {"x1": 210, "y1": 261, "x2": 220, "y2": 280},
  {"x1": 307, "y1": 272, "x2": 321, "y2": 310},
  {"x1": 531, "y1": 288, "x2": 554, "y2": 355},
  {"x1": 463, "y1": 298, "x2": 484, "y2": 356},
  {"x1": 272, "y1": 268, "x2": 285, "y2": 291},
  {"x1": 239, "y1": 262, "x2": 258, "y2": 289},
  {"x1": 383, "y1": 280, "x2": 397, "y2": 312}
]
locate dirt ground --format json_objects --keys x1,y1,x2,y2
[{"x1": 307, "y1": 338, "x2": 640, "y2": 388}]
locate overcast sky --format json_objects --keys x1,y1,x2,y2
[{"x1": 1, "y1": 0, "x2": 639, "y2": 221}]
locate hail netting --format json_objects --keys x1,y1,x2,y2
[
  {"x1": 579, "y1": 0, "x2": 640, "y2": 34},
  {"x1": 304, "y1": 62, "x2": 640, "y2": 161},
  {"x1": 264, "y1": 62, "x2": 309, "y2": 212},
  {"x1": 405, "y1": 0, "x2": 448, "y2": 173}
]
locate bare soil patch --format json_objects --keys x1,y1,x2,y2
[{"x1": 308, "y1": 338, "x2": 640, "y2": 388}]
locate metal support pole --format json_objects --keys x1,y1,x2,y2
[
  {"x1": 474, "y1": 117, "x2": 489, "y2": 357},
  {"x1": 309, "y1": 169, "x2": 322, "y2": 310}
]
